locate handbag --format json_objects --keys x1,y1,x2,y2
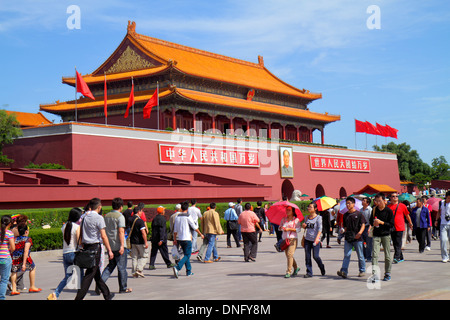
[
  {"x1": 227, "y1": 220, "x2": 239, "y2": 231},
  {"x1": 126, "y1": 216, "x2": 138, "y2": 249},
  {"x1": 74, "y1": 248, "x2": 97, "y2": 269},
  {"x1": 74, "y1": 217, "x2": 97, "y2": 269},
  {"x1": 280, "y1": 237, "x2": 291, "y2": 251}
]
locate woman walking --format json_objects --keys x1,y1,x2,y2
[
  {"x1": 0, "y1": 215, "x2": 15, "y2": 300},
  {"x1": 279, "y1": 206, "x2": 302, "y2": 278},
  {"x1": 302, "y1": 203, "x2": 326, "y2": 277},
  {"x1": 47, "y1": 207, "x2": 83, "y2": 300}
]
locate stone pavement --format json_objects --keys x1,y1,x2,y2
[{"x1": 7, "y1": 231, "x2": 450, "y2": 301}]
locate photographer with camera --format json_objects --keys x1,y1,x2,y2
[{"x1": 435, "y1": 191, "x2": 450, "y2": 263}]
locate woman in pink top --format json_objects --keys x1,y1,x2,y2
[
  {"x1": 238, "y1": 203, "x2": 262, "y2": 262},
  {"x1": 279, "y1": 206, "x2": 302, "y2": 278},
  {"x1": 0, "y1": 215, "x2": 15, "y2": 300}
]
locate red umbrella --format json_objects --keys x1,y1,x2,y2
[
  {"x1": 265, "y1": 201, "x2": 303, "y2": 225},
  {"x1": 427, "y1": 197, "x2": 442, "y2": 212}
]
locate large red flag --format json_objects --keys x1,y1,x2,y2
[
  {"x1": 143, "y1": 89, "x2": 158, "y2": 119},
  {"x1": 124, "y1": 81, "x2": 134, "y2": 118},
  {"x1": 365, "y1": 121, "x2": 381, "y2": 135},
  {"x1": 76, "y1": 70, "x2": 95, "y2": 100},
  {"x1": 385, "y1": 124, "x2": 398, "y2": 139},
  {"x1": 104, "y1": 74, "x2": 107, "y2": 118},
  {"x1": 355, "y1": 119, "x2": 368, "y2": 133},
  {"x1": 376, "y1": 123, "x2": 389, "y2": 137}
]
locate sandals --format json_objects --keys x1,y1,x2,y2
[
  {"x1": 29, "y1": 288, "x2": 42, "y2": 293},
  {"x1": 120, "y1": 288, "x2": 133, "y2": 294}
]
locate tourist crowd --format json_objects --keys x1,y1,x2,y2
[{"x1": 0, "y1": 190, "x2": 449, "y2": 300}]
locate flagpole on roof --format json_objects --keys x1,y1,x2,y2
[
  {"x1": 104, "y1": 72, "x2": 107, "y2": 126},
  {"x1": 157, "y1": 81, "x2": 160, "y2": 131},
  {"x1": 354, "y1": 118, "x2": 357, "y2": 150},
  {"x1": 75, "y1": 67, "x2": 78, "y2": 123},
  {"x1": 132, "y1": 77, "x2": 135, "y2": 128}
]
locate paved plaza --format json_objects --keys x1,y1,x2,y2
[{"x1": 8, "y1": 231, "x2": 450, "y2": 301}]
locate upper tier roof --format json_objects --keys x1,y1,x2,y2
[{"x1": 62, "y1": 21, "x2": 322, "y2": 101}]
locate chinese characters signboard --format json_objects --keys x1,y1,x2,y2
[
  {"x1": 310, "y1": 155, "x2": 370, "y2": 172},
  {"x1": 159, "y1": 144, "x2": 259, "y2": 167}
]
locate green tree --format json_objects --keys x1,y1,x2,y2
[
  {"x1": 0, "y1": 110, "x2": 23, "y2": 165},
  {"x1": 431, "y1": 156, "x2": 450, "y2": 180},
  {"x1": 373, "y1": 142, "x2": 431, "y2": 181}
]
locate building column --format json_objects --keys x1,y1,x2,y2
[
  {"x1": 229, "y1": 116, "x2": 234, "y2": 135},
  {"x1": 172, "y1": 107, "x2": 177, "y2": 130},
  {"x1": 212, "y1": 114, "x2": 216, "y2": 131},
  {"x1": 268, "y1": 122, "x2": 272, "y2": 139},
  {"x1": 193, "y1": 111, "x2": 197, "y2": 131},
  {"x1": 282, "y1": 124, "x2": 286, "y2": 140},
  {"x1": 296, "y1": 126, "x2": 300, "y2": 142},
  {"x1": 321, "y1": 128, "x2": 324, "y2": 144}
]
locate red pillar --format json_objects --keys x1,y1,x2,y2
[
  {"x1": 321, "y1": 128, "x2": 324, "y2": 144},
  {"x1": 296, "y1": 126, "x2": 300, "y2": 141},
  {"x1": 193, "y1": 111, "x2": 197, "y2": 131},
  {"x1": 282, "y1": 124, "x2": 286, "y2": 140},
  {"x1": 172, "y1": 107, "x2": 176, "y2": 130},
  {"x1": 212, "y1": 115, "x2": 216, "y2": 131},
  {"x1": 268, "y1": 122, "x2": 272, "y2": 139}
]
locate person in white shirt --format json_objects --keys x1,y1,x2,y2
[
  {"x1": 187, "y1": 199, "x2": 202, "y2": 253},
  {"x1": 435, "y1": 191, "x2": 450, "y2": 262},
  {"x1": 173, "y1": 202, "x2": 204, "y2": 278}
]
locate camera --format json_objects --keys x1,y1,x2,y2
[{"x1": 445, "y1": 214, "x2": 450, "y2": 222}]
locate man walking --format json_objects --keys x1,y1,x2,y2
[
  {"x1": 129, "y1": 203, "x2": 149, "y2": 278},
  {"x1": 337, "y1": 197, "x2": 366, "y2": 279},
  {"x1": 411, "y1": 198, "x2": 431, "y2": 253},
  {"x1": 149, "y1": 206, "x2": 175, "y2": 270},
  {"x1": 173, "y1": 202, "x2": 204, "y2": 278},
  {"x1": 101, "y1": 197, "x2": 132, "y2": 294},
  {"x1": 224, "y1": 202, "x2": 240, "y2": 248},
  {"x1": 188, "y1": 199, "x2": 202, "y2": 254},
  {"x1": 202, "y1": 203, "x2": 224, "y2": 263},
  {"x1": 361, "y1": 197, "x2": 373, "y2": 262},
  {"x1": 388, "y1": 192, "x2": 413, "y2": 263},
  {"x1": 75, "y1": 198, "x2": 114, "y2": 300},
  {"x1": 235, "y1": 199, "x2": 243, "y2": 241},
  {"x1": 435, "y1": 191, "x2": 450, "y2": 263},
  {"x1": 369, "y1": 193, "x2": 394, "y2": 282},
  {"x1": 238, "y1": 203, "x2": 262, "y2": 262}
]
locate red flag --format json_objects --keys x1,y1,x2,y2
[
  {"x1": 76, "y1": 70, "x2": 95, "y2": 100},
  {"x1": 385, "y1": 124, "x2": 398, "y2": 139},
  {"x1": 355, "y1": 119, "x2": 368, "y2": 133},
  {"x1": 104, "y1": 74, "x2": 107, "y2": 118},
  {"x1": 143, "y1": 89, "x2": 158, "y2": 119},
  {"x1": 124, "y1": 81, "x2": 134, "y2": 118},
  {"x1": 365, "y1": 121, "x2": 381, "y2": 135},
  {"x1": 376, "y1": 123, "x2": 389, "y2": 137}
]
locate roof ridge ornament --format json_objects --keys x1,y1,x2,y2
[
  {"x1": 127, "y1": 20, "x2": 136, "y2": 35},
  {"x1": 258, "y1": 55, "x2": 264, "y2": 67}
]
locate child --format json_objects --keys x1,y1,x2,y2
[{"x1": 10, "y1": 225, "x2": 41, "y2": 295}]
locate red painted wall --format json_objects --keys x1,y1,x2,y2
[{"x1": 3, "y1": 124, "x2": 401, "y2": 202}]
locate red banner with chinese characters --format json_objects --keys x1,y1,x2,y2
[
  {"x1": 159, "y1": 144, "x2": 260, "y2": 167},
  {"x1": 310, "y1": 155, "x2": 370, "y2": 172}
]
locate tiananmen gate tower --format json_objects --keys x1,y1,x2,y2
[{"x1": 1, "y1": 21, "x2": 400, "y2": 209}]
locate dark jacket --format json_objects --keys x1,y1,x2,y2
[
  {"x1": 151, "y1": 215, "x2": 167, "y2": 243},
  {"x1": 411, "y1": 206, "x2": 431, "y2": 229},
  {"x1": 369, "y1": 206, "x2": 394, "y2": 237}
]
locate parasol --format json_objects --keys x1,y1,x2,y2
[{"x1": 265, "y1": 201, "x2": 303, "y2": 226}]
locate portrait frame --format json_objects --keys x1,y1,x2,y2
[{"x1": 279, "y1": 146, "x2": 294, "y2": 178}]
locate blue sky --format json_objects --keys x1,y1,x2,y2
[{"x1": 1, "y1": 0, "x2": 449, "y2": 165}]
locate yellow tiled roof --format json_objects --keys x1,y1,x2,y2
[
  {"x1": 177, "y1": 88, "x2": 339, "y2": 123},
  {"x1": 133, "y1": 32, "x2": 321, "y2": 100},
  {"x1": 61, "y1": 22, "x2": 322, "y2": 100},
  {"x1": 40, "y1": 87, "x2": 339, "y2": 123},
  {"x1": 4, "y1": 111, "x2": 52, "y2": 127}
]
